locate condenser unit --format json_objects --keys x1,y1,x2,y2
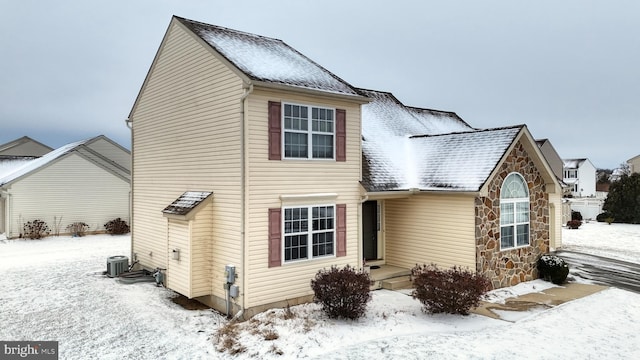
[{"x1": 107, "y1": 255, "x2": 129, "y2": 277}]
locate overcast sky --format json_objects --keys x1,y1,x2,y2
[{"x1": 1, "y1": 0, "x2": 638, "y2": 169}]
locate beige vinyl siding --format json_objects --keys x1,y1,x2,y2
[
  {"x1": 5, "y1": 153, "x2": 129, "y2": 238},
  {"x1": 130, "y1": 21, "x2": 244, "y2": 300},
  {"x1": 167, "y1": 219, "x2": 191, "y2": 296},
  {"x1": 243, "y1": 88, "x2": 363, "y2": 308},
  {"x1": 191, "y1": 202, "x2": 213, "y2": 297},
  {"x1": 549, "y1": 192, "x2": 562, "y2": 248},
  {"x1": 86, "y1": 137, "x2": 131, "y2": 172},
  {"x1": 384, "y1": 193, "x2": 476, "y2": 270}
]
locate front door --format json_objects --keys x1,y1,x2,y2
[{"x1": 362, "y1": 200, "x2": 378, "y2": 261}]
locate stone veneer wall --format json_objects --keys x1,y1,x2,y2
[{"x1": 475, "y1": 142, "x2": 550, "y2": 289}]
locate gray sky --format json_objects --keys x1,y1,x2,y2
[{"x1": 1, "y1": 0, "x2": 638, "y2": 169}]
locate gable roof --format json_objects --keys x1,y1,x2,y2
[
  {"x1": 162, "y1": 191, "x2": 213, "y2": 220},
  {"x1": 0, "y1": 136, "x2": 53, "y2": 157},
  {"x1": 175, "y1": 16, "x2": 362, "y2": 98},
  {"x1": 360, "y1": 88, "x2": 520, "y2": 192},
  {"x1": 0, "y1": 136, "x2": 130, "y2": 187}
]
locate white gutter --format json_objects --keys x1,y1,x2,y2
[{"x1": 238, "y1": 82, "x2": 254, "y2": 318}]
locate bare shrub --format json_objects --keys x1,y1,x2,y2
[
  {"x1": 104, "y1": 218, "x2": 130, "y2": 235},
  {"x1": 411, "y1": 264, "x2": 490, "y2": 315},
  {"x1": 310, "y1": 265, "x2": 371, "y2": 320},
  {"x1": 23, "y1": 219, "x2": 50, "y2": 239},
  {"x1": 66, "y1": 222, "x2": 89, "y2": 237}
]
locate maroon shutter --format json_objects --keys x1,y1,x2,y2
[
  {"x1": 336, "y1": 109, "x2": 346, "y2": 161},
  {"x1": 268, "y1": 101, "x2": 282, "y2": 160},
  {"x1": 336, "y1": 204, "x2": 347, "y2": 257},
  {"x1": 268, "y1": 208, "x2": 282, "y2": 267}
]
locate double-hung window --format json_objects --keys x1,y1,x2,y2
[
  {"x1": 283, "y1": 205, "x2": 335, "y2": 262},
  {"x1": 283, "y1": 103, "x2": 335, "y2": 159},
  {"x1": 500, "y1": 173, "x2": 530, "y2": 249}
]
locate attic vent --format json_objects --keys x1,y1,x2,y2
[{"x1": 107, "y1": 255, "x2": 129, "y2": 277}]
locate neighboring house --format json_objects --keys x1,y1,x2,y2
[
  {"x1": 0, "y1": 135, "x2": 130, "y2": 238},
  {"x1": 536, "y1": 139, "x2": 571, "y2": 225},
  {"x1": 0, "y1": 136, "x2": 53, "y2": 157},
  {"x1": 128, "y1": 16, "x2": 562, "y2": 318},
  {"x1": 627, "y1": 154, "x2": 640, "y2": 174},
  {"x1": 563, "y1": 158, "x2": 597, "y2": 197}
]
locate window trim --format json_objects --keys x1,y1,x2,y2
[
  {"x1": 282, "y1": 203, "x2": 337, "y2": 264},
  {"x1": 499, "y1": 172, "x2": 531, "y2": 251},
  {"x1": 282, "y1": 102, "x2": 336, "y2": 161}
]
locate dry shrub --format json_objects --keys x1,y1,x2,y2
[
  {"x1": 411, "y1": 264, "x2": 490, "y2": 315},
  {"x1": 310, "y1": 265, "x2": 371, "y2": 320}
]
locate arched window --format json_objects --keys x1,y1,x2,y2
[{"x1": 500, "y1": 173, "x2": 530, "y2": 249}]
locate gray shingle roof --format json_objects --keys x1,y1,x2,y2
[
  {"x1": 360, "y1": 88, "x2": 522, "y2": 192},
  {"x1": 162, "y1": 191, "x2": 213, "y2": 216},
  {"x1": 176, "y1": 17, "x2": 361, "y2": 97}
]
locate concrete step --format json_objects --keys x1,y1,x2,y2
[{"x1": 381, "y1": 276, "x2": 413, "y2": 290}]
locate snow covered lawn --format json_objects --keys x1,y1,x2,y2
[
  {"x1": 562, "y1": 221, "x2": 640, "y2": 263},
  {"x1": 1, "y1": 226, "x2": 639, "y2": 359}
]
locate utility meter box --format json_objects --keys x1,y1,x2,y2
[
  {"x1": 229, "y1": 285, "x2": 239, "y2": 298},
  {"x1": 224, "y1": 265, "x2": 236, "y2": 284}
]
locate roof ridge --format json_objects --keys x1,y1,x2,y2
[
  {"x1": 409, "y1": 124, "x2": 524, "y2": 139},
  {"x1": 174, "y1": 16, "x2": 285, "y2": 43}
]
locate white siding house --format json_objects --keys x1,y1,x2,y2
[
  {"x1": 563, "y1": 158, "x2": 597, "y2": 197},
  {"x1": 0, "y1": 135, "x2": 130, "y2": 238}
]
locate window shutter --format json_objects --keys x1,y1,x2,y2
[
  {"x1": 268, "y1": 208, "x2": 282, "y2": 267},
  {"x1": 336, "y1": 204, "x2": 347, "y2": 257},
  {"x1": 268, "y1": 101, "x2": 282, "y2": 160},
  {"x1": 336, "y1": 109, "x2": 346, "y2": 161}
]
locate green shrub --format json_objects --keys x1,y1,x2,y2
[
  {"x1": 22, "y1": 219, "x2": 50, "y2": 239},
  {"x1": 411, "y1": 264, "x2": 490, "y2": 315},
  {"x1": 310, "y1": 265, "x2": 371, "y2": 320},
  {"x1": 566, "y1": 220, "x2": 582, "y2": 229},
  {"x1": 104, "y1": 218, "x2": 130, "y2": 235},
  {"x1": 66, "y1": 222, "x2": 89, "y2": 237},
  {"x1": 537, "y1": 255, "x2": 569, "y2": 284},
  {"x1": 596, "y1": 212, "x2": 615, "y2": 224},
  {"x1": 571, "y1": 211, "x2": 583, "y2": 221}
]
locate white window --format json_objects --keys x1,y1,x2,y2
[
  {"x1": 500, "y1": 173, "x2": 530, "y2": 249},
  {"x1": 283, "y1": 103, "x2": 334, "y2": 159},
  {"x1": 283, "y1": 205, "x2": 335, "y2": 262}
]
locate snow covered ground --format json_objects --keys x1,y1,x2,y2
[
  {"x1": 562, "y1": 221, "x2": 640, "y2": 263},
  {"x1": 0, "y1": 224, "x2": 639, "y2": 359}
]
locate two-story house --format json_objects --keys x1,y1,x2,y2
[
  {"x1": 128, "y1": 17, "x2": 562, "y2": 318},
  {"x1": 563, "y1": 158, "x2": 597, "y2": 197}
]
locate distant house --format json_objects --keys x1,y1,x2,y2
[
  {"x1": 627, "y1": 155, "x2": 640, "y2": 174},
  {"x1": 0, "y1": 135, "x2": 130, "y2": 238},
  {"x1": 128, "y1": 16, "x2": 562, "y2": 318},
  {"x1": 0, "y1": 136, "x2": 53, "y2": 157},
  {"x1": 563, "y1": 158, "x2": 597, "y2": 197},
  {"x1": 536, "y1": 139, "x2": 571, "y2": 225}
]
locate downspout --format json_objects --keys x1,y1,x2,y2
[
  {"x1": 236, "y1": 82, "x2": 253, "y2": 320},
  {"x1": 0, "y1": 189, "x2": 10, "y2": 237},
  {"x1": 125, "y1": 118, "x2": 134, "y2": 262}
]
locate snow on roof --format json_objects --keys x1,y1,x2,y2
[
  {"x1": 360, "y1": 88, "x2": 517, "y2": 192},
  {"x1": 0, "y1": 156, "x2": 36, "y2": 176},
  {"x1": 0, "y1": 139, "x2": 90, "y2": 187},
  {"x1": 162, "y1": 191, "x2": 213, "y2": 216},
  {"x1": 176, "y1": 17, "x2": 361, "y2": 97},
  {"x1": 563, "y1": 158, "x2": 587, "y2": 169}
]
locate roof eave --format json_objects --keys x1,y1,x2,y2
[{"x1": 252, "y1": 80, "x2": 370, "y2": 103}]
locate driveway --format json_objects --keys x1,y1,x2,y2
[{"x1": 554, "y1": 250, "x2": 640, "y2": 293}]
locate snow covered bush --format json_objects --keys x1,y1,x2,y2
[
  {"x1": 22, "y1": 219, "x2": 50, "y2": 239},
  {"x1": 66, "y1": 222, "x2": 89, "y2": 237},
  {"x1": 411, "y1": 264, "x2": 490, "y2": 315},
  {"x1": 104, "y1": 218, "x2": 130, "y2": 235},
  {"x1": 537, "y1": 255, "x2": 569, "y2": 285},
  {"x1": 310, "y1": 265, "x2": 371, "y2": 320}
]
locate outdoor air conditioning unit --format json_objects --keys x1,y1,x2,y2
[{"x1": 107, "y1": 255, "x2": 129, "y2": 277}]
